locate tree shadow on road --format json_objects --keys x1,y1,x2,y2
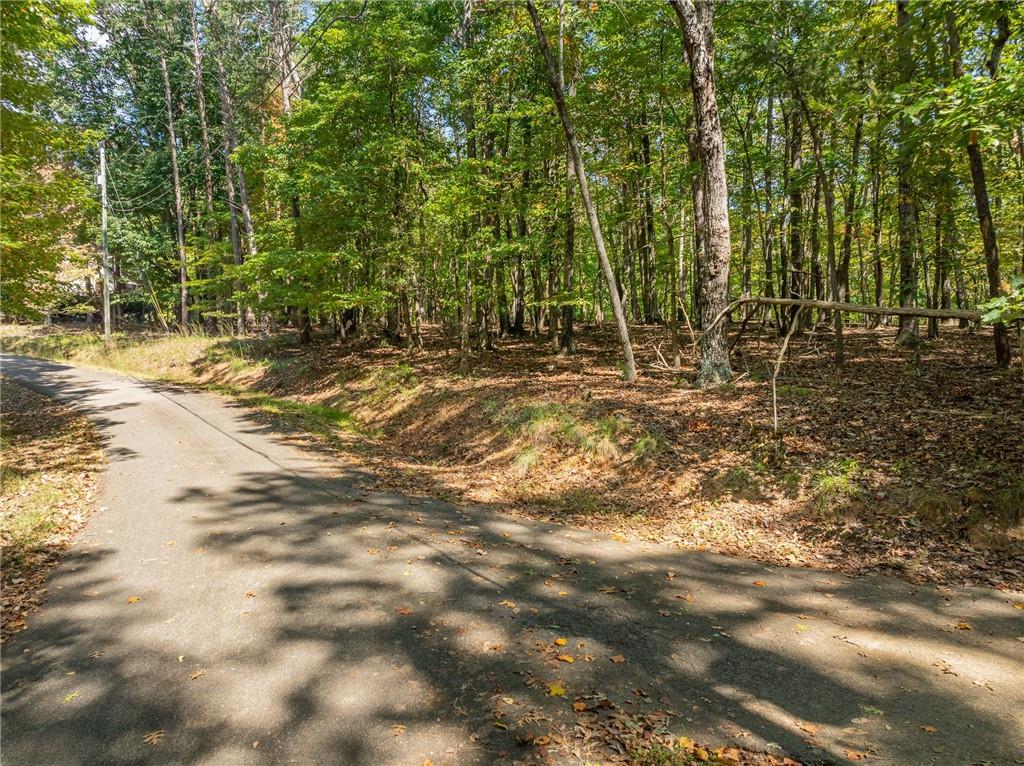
[{"x1": 7, "y1": 458, "x2": 1019, "y2": 765}]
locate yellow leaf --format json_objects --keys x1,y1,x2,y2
[
  {"x1": 572, "y1": 700, "x2": 588, "y2": 712},
  {"x1": 921, "y1": 724, "x2": 937, "y2": 733},
  {"x1": 954, "y1": 622, "x2": 972, "y2": 631},
  {"x1": 1013, "y1": 602, "x2": 1024, "y2": 610},
  {"x1": 609, "y1": 654, "x2": 625, "y2": 663},
  {"x1": 557, "y1": 654, "x2": 574, "y2": 663},
  {"x1": 546, "y1": 681, "x2": 567, "y2": 697},
  {"x1": 752, "y1": 580, "x2": 767, "y2": 587},
  {"x1": 499, "y1": 599, "x2": 517, "y2": 609},
  {"x1": 126, "y1": 596, "x2": 140, "y2": 604},
  {"x1": 554, "y1": 637, "x2": 567, "y2": 646},
  {"x1": 677, "y1": 736, "x2": 696, "y2": 750},
  {"x1": 62, "y1": 691, "x2": 79, "y2": 704}
]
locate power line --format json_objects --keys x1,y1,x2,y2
[
  {"x1": 108, "y1": 177, "x2": 174, "y2": 208},
  {"x1": 252, "y1": 0, "x2": 368, "y2": 111}
]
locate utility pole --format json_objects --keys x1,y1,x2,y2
[{"x1": 99, "y1": 141, "x2": 111, "y2": 341}]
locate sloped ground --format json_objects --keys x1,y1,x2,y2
[
  {"x1": 1, "y1": 355, "x2": 1021, "y2": 766},
  {"x1": 3, "y1": 322, "x2": 1023, "y2": 590}
]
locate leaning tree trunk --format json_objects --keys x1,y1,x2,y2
[
  {"x1": 671, "y1": 0, "x2": 732, "y2": 386},
  {"x1": 526, "y1": 0, "x2": 636, "y2": 382},
  {"x1": 159, "y1": 51, "x2": 188, "y2": 328}
]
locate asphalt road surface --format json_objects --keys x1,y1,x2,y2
[{"x1": 2, "y1": 354, "x2": 1021, "y2": 766}]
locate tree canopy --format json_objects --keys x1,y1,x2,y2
[{"x1": 4, "y1": 0, "x2": 1022, "y2": 372}]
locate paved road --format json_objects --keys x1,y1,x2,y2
[{"x1": 2, "y1": 354, "x2": 1022, "y2": 766}]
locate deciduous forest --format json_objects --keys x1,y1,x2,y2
[
  {"x1": 6, "y1": 0, "x2": 1024, "y2": 365},
  {"x1": 2, "y1": 1, "x2": 1023, "y2": 764}
]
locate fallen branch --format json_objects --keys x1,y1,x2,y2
[{"x1": 698, "y1": 296, "x2": 982, "y2": 353}]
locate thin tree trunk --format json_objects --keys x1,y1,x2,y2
[
  {"x1": 558, "y1": 0, "x2": 576, "y2": 354},
  {"x1": 948, "y1": 9, "x2": 1011, "y2": 365},
  {"x1": 869, "y1": 130, "x2": 884, "y2": 327},
  {"x1": 526, "y1": 0, "x2": 636, "y2": 382},
  {"x1": 839, "y1": 97, "x2": 864, "y2": 303},
  {"x1": 896, "y1": 0, "x2": 918, "y2": 343},
  {"x1": 158, "y1": 51, "x2": 188, "y2": 328},
  {"x1": 189, "y1": 1, "x2": 215, "y2": 236}
]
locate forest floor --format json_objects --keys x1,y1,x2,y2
[
  {"x1": 3, "y1": 321, "x2": 1023, "y2": 594},
  {"x1": 0, "y1": 378, "x2": 105, "y2": 643}
]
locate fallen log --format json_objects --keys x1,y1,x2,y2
[
  {"x1": 700, "y1": 297, "x2": 981, "y2": 350},
  {"x1": 726, "y1": 296, "x2": 980, "y2": 321}
]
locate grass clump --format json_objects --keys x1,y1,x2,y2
[
  {"x1": 810, "y1": 458, "x2": 863, "y2": 515},
  {"x1": 367, "y1": 362, "x2": 420, "y2": 405},
  {"x1": 512, "y1": 446, "x2": 541, "y2": 476},
  {"x1": 502, "y1": 402, "x2": 636, "y2": 463}
]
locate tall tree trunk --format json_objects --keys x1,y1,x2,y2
[
  {"x1": 869, "y1": 131, "x2": 884, "y2": 327},
  {"x1": 788, "y1": 107, "x2": 804, "y2": 328},
  {"x1": 189, "y1": 1, "x2": 215, "y2": 236},
  {"x1": 671, "y1": 0, "x2": 732, "y2": 386},
  {"x1": 947, "y1": 9, "x2": 1011, "y2": 366},
  {"x1": 688, "y1": 136, "x2": 705, "y2": 327},
  {"x1": 793, "y1": 86, "x2": 843, "y2": 362},
  {"x1": 527, "y1": 0, "x2": 636, "y2": 382},
  {"x1": 158, "y1": 51, "x2": 188, "y2": 327},
  {"x1": 558, "y1": 0, "x2": 576, "y2": 354},
  {"x1": 269, "y1": 0, "x2": 310, "y2": 343},
  {"x1": 839, "y1": 98, "x2": 864, "y2": 303},
  {"x1": 762, "y1": 94, "x2": 778, "y2": 326},
  {"x1": 896, "y1": 0, "x2": 918, "y2": 343}
]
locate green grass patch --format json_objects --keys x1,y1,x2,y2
[{"x1": 810, "y1": 458, "x2": 863, "y2": 515}]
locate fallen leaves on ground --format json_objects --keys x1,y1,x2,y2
[
  {"x1": 546, "y1": 681, "x2": 567, "y2": 697},
  {"x1": 1, "y1": 381, "x2": 104, "y2": 643}
]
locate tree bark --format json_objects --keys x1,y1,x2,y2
[
  {"x1": 189, "y1": 1, "x2": 215, "y2": 236},
  {"x1": 670, "y1": 0, "x2": 732, "y2": 386},
  {"x1": 895, "y1": 0, "x2": 918, "y2": 344},
  {"x1": 839, "y1": 96, "x2": 863, "y2": 303},
  {"x1": 526, "y1": 0, "x2": 636, "y2": 382},
  {"x1": 558, "y1": 0, "x2": 576, "y2": 354},
  {"x1": 158, "y1": 51, "x2": 188, "y2": 327},
  {"x1": 948, "y1": 9, "x2": 1011, "y2": 366}
]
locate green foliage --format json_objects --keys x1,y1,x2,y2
[
  {"x1": 4, "y1": 0, "x2": 1023, "y2": 347},
  {"x1": 979, "y1": 276, "x2": 1024, "y2": 325},
  {"x1": 1, "y1": 0, "x2": 92, "y2": 318}
]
